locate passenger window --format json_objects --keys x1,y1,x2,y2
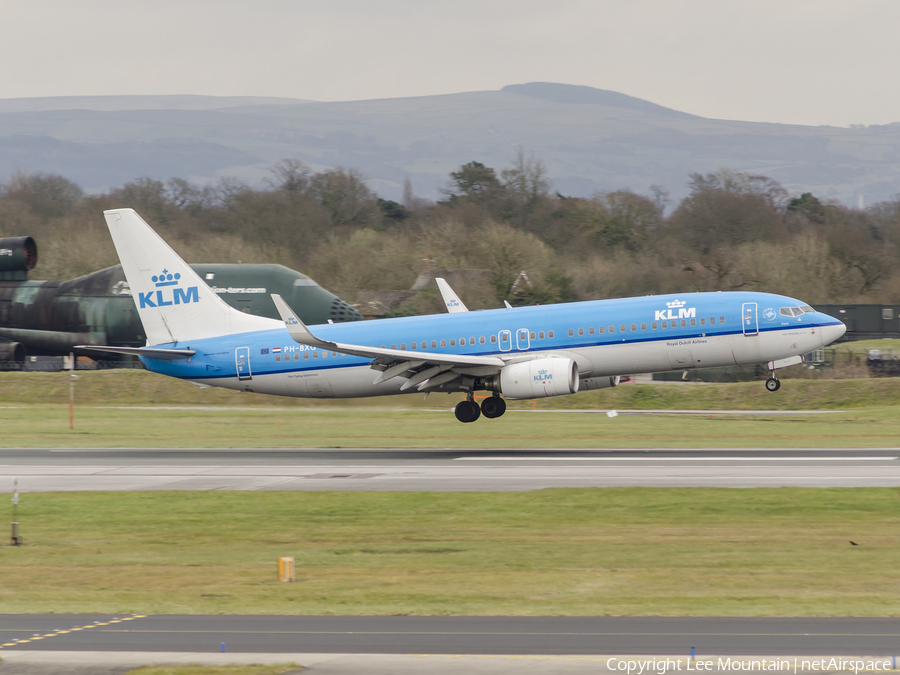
[
  {"x1": 578, "y1": 328, "x2": 584, "y2": 336},
  {"x1": 530, "y1": 332, "x2": 535, "y2": 340},
  {"x1": 641, "y1": 322, "x2": 647, "y2": 330},
  {"x1": 720, "y1": 316, "x2": 725, "y2": 324},
  {"x1": 391, "y1": 344, "x2": 397, "y2": 349},
  {"x1": 700, "y1": 318, "x2": 706, "y2": 326},
  {"x1": 680, "y1": 319, "x2": 686, "y2": 327},
  {"x1": 709, "y1": 317, "x2": 715, "y2": 325},
  {"x1": 304, "y1": 352, "x2": 309, "y2": 360},
  {"x1": 440, "y1": 340, "x2": 446, "y2": 347},
  {"x1": 322, "y1": 351, "x2": 327, "y2": 359},
  {"x1": 598, "y1": 326, "x2": 605, "y2": 334},
  {"x1": 630, "y1": 323, "x2": 636, "y2": 332},
  {"x1": 500, "y1": 333, "x2": 509, "y2": 341},
  {"x1": 538, "y1": 331, "x2": 545, "y2": 339},
  {"x1": 490, "y1": 335, "x2": 497, "y2": 343},
  {"x1": 548, "y1": 330, "x2": 554, "y2": 338},
  {"x1": 400, "y1": 344, "x2": 406, "y2": 350},
  {"x1": 431, "y1": 341, "x2": 437, "y2": 348},
  {"x1": 332, "y1": 351, "x2": 337, "y2": 357},
  {"x1": 450, "y1": 339, "x2": 456, "y2": 346},
  {"x1": 479, "y1": 336, "x2": 485, "y2": 344},
  {"x1": 662, "y1": 321, "x2": 668, "y2": 329},
  {"x1": 690, "y1": 318, "x2": 696, "y2": 327},
  {"x1": 313, "y1": 351, "x2": 318, "y2": 359},
  {"x1": 608, "y1": 326, "x2": 614, "y2": 333},
  {"x1": 275, "y1": 355, "x2": 281, "y2": 362},
  {"x1": 620, "y1": 325, "x2": 626, "y2": 332},
  {"x1": 568, "y1": 329, "x2": 574, "y2": 337},
  {"x1": 461, "y1": 337, "x2": 467, "y2": 345},
  {"x1": 469, "y1": 337, "x2": 475, "y2": 345},
  {"x1": 295, "y1": 352, "x2": 300, "y2": 360},
  {"x1": 651, "y1": 322, "x2": 657, "y2": 330},
  {"x1": 410, "y1": 342, "x2": 417, "y2": 350}
]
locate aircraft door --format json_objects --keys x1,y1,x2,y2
[
  {"x1": 235, "y1": 346, "x2": 252, "y2": 380},
  {"x1": 498, "y1": 330, "x2": 512, "y2": 352},
  {"x1": 516, "y1": 328, "x2": 531, "y2": 350},
  {"x1": 742, "y1": 302, "x2": 759, "y2": 336}
]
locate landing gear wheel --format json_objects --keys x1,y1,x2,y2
[
  {"x1": 765, "y1": 377, "x2": 781, "y2": 392},
  {"x1": 481, "y1": 396, "x2": 507, "y2": 419},
  {"x1": 454, "y1": 400, "x2": 481, "y2": 423}
]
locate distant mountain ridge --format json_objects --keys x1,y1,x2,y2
[
  {"x1": 0, "y1": 83, "x2": 896, "y2": 206},
  {"x1": 502, "y1": 82, "x2": 700, "y2": 119}
]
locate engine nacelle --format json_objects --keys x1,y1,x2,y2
[
  {"x1": 0, "y1": 342, "x2": 25, "y2": 362},
  {"x1": 490, "y1": 357, "x2": 579, "y2": 399},
  {"x1": 580, "y1": 375, "x2": 620, "y2": 391},
  {"x1": 0, "y1": 237, "x2": 37, "y2": 273}
]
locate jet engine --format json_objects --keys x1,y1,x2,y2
[
  {"x1": 487, "y1": 357, "x2": 579, "y2": 399},
  {"x1": 0, "y1": 342, "x2": 25, "y2": 362},
  {"x1": 0, "y1": 237, "x2": 37, "y2": 273},
  {"x1": 580, "y1": 375, "x2": 620, "y2": 390}
]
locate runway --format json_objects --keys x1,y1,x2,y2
[
  {"x1": 1, "y1": 447, "x2": 899, "y2": 491},
  {"x1": 2, "y1": 615, "x2": 900, "y2": 656}
]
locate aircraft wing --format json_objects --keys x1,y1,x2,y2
[
  {"x1": 74, "y1": 345, "x2": 196, "y2": 360},
  {"x1": 271, "y1": 294, "x2": 506, "y2": 391},
  {"x1": 435, "y1": 277, "x2": 469, "y2": 313}
]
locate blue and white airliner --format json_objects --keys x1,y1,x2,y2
[{"x1": 79, "y1": 209, "x2": 847, "y2": 423}]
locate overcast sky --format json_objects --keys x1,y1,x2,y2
[{"x1": 2, "y1": 0, "x2": 898, "y2": 127}]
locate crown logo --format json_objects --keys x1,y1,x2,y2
[
  {"x1": 666, "y1": 299, "x2": 686, "y2": 308},
  {"x1": 152, "y1": 269, "x2": 181, "y2": 287}
]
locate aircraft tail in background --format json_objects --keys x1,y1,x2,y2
[{"x1": 103, "y1": 208, "x2": 279, "y2": 345}]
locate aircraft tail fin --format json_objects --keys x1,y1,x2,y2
[{"x1": 104, "y1": 208, "x2": 279, "y2": 345}]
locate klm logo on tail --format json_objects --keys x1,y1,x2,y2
[{"x1": 138, "y1": 269, "x2": 199, "y2": 309}]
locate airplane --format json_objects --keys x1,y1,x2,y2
[
  {"x1": 78, "y1": 208, "x2": 847, "y2": 423},
  {"x1": 0, "y1": 235, "x2": 361, "y2": 361}
]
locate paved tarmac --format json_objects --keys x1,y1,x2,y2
[
  {"x1": 2, "y1": 615, "x2": 899, "y2": 657},
  {"x1": 1, "y1": 447, "x2": 899, "y2": 491}
]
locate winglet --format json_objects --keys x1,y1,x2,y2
[
  {"x1": 435, "y1": 278, "x2": 469, "y2": 313},
  {"x1": 271, "y1": 294, "x2": 334, "y2": 349}
]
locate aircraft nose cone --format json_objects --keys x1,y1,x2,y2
[{"x1": 820, "y1": 321, "x2": 846, "y2": 347}]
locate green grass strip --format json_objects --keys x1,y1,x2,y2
[{"x1": 3, "y1": 489, "x2": 899, "y2": 616}]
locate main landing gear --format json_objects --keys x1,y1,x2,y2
[
  {"x1": 765, "y1": 376, "x2": 781, "y2": 392},
  {"x1": 454, "y1": 395, "x2": 507, "y2": 423}
]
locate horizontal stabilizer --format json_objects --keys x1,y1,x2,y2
[{"x1": 74, "y1": 345, "x2": 195, "y2": 360}]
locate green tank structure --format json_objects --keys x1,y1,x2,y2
[{"x1": 0, "y1": 236, "x2": 361, "y2": 362}]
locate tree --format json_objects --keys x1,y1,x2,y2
[
  {"x1": 500, "y1": 149, "x2": 550, "y2": 227},
  {"x1": 268, "y1": 159, "x2": 311, "y2": 193},
  {"x1": 443, "y1": 161, "x2": 502, "y2": 205},
  {"x1": 307, "y1": 167, "x2": 380, "y2": 229},
  {"x1": 3, "y1": 171, "x2": 84, "y2": 218}
]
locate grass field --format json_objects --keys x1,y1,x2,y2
[
  {"x1": 2, "y1": 489, "x2": 898, "y2": 617},
  {"x1": 2, "y1": 370, "x2": 900, "y2": 448},
  {"x1": 3, "y1": 404, "x2": 900, "y2": 448}
]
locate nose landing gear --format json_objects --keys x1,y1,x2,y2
[{"x1": 765, "y1": 376, "x2": 781, "y2": 392}]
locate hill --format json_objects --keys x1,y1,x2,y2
[{"x1": 0, "y1": 83, "x2": 897, "y2": 204}]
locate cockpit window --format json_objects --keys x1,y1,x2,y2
[{"x1": 780, "y1": 306, "x2": 814, "y2": 317}]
